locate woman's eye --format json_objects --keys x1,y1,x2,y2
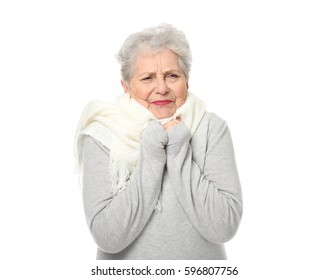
[
  {"x1": 141, "y1": 77, "x2": 152, "y2": 81},
  {"x1": 167, "y1": 74, "x2": 179, "y2": 79}
]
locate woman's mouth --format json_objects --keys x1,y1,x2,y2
[{"x1": 151, "y1": 100, "x2": 173, "y2": 106}]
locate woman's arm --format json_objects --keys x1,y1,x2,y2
[
  {"x1": 82, "y1": 121, "x2": 168, "y2": 253},
  {"x1": 165, "y1": 114, "x2": 243, "y2": 244}
]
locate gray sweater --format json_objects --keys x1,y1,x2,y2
[{"x1": 82, "y1": 112, "x2": 242, "y2": 260}]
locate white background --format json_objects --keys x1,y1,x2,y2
[{"x1": 1, "y1": 0, "x2": 328, "y2": 279}]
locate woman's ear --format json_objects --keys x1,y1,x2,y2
[{"x1": 121, "y1": 80, "x2": 129, "y2": 93}]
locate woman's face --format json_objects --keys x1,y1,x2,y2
[{"x1": 122, "y1": 49, "x2": 189, "y2": 119}]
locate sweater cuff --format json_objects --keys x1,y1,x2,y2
[{"x1": 142, "y1": 120, "x2": 168, "y2": 148}]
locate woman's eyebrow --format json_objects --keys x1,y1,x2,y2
[
  {"x1": 164, "y1": 69, "x2": 181, "y2": 73},
  {"x1": 141, "y1": 69, "x2": 181, "y2": 75},
  {"x1": 138, "y1": 72, "x2": 155, "y2": 77},
  {"x1": 137, "y1": 68, "x2": 182, "y2": 78}
]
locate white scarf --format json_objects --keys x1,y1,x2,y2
[{"x1": 75, "y1": 92, "x2": 206, "y2": 196}]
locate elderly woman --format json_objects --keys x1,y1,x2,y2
[{"x1": 76, "y1": 24, "x2": 243, "y2": 260}]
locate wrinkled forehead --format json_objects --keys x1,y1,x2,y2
[{"x1": 132, "y1": 49, "x2": 182, "y2": 76}]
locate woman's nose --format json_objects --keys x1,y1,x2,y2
[{"x1": 155, "y1": 77, "x2": 169, "y2": 95}]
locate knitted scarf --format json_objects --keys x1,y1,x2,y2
[{"x1": 75, "y1": 92, "x2": 206, "y2": 196}]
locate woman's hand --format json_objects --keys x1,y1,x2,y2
[{"x1": 162, "y1": 117, "x2": 181, "y2": 131}]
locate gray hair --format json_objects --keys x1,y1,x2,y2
[{"x1": 116, "y1": 23, "x2": 192, "y2": 83}]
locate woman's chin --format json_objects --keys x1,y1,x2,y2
[
  {"x1": 150, "y1": 105, "x2": 177, "y2": 120},
  {"x1": 152, "y1": 111, "x2": 175, "y2": 120}
]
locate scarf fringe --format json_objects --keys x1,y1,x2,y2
[{"x1": 109, "y1": 155, "x2": 133, "y2": 195}]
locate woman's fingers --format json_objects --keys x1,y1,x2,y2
[{"x1": 163, "y1": 117, "x2": 181, "y2": 130}]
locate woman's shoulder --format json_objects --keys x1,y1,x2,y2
[
  {"x1": 201, "y1": 112, "x2": 227, "y2": 131},
  {"x1": 83, "y1": 135, "x2": 110, "y2": 156}
]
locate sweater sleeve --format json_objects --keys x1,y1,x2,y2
[
  {"x1": 82, "y1": 120, "x2": 168, "y2": 253},
  {"x1": 165, "y1": 116, "x2": 243, "y2": 244}
]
